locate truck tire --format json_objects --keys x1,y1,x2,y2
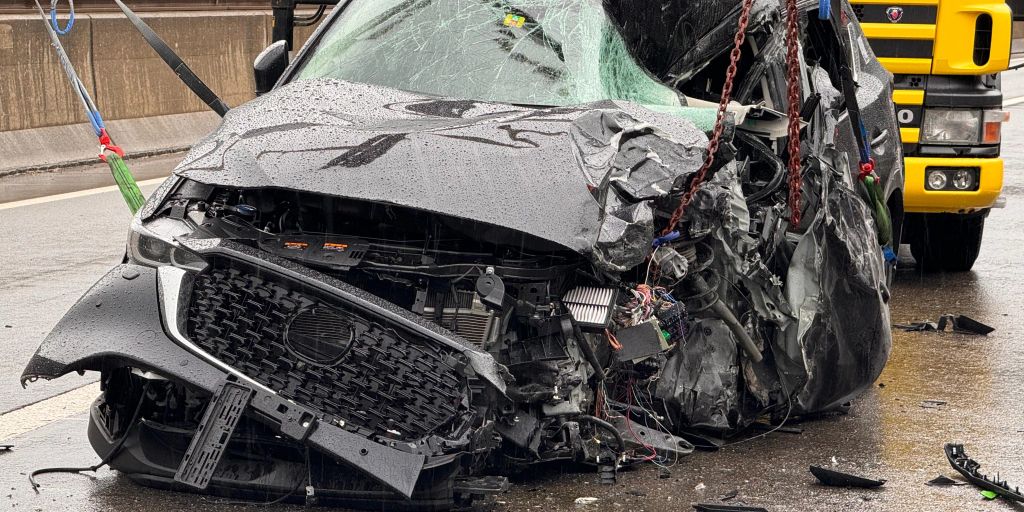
[{"x1": 910, "y1": 212, "x2": 986, "y2": 272}]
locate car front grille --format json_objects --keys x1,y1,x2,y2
[{"x1": 186, "y1": 262, "x2": 467, "y2": 441}]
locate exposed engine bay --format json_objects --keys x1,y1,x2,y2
[{"x1": 22, "y1": 0, "x2": 902, "y2": 508}]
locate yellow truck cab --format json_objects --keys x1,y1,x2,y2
[{"x1": 850, "y1": 0, "x2": 1012, "y2": 271}]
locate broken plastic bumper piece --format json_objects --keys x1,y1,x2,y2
[{"x1": 945, "y1": 443, "x2": 1024, "y2": 503}]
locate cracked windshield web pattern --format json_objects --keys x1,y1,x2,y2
[{"x1": 296, "y1": 0, "x2": 683, "y2": 108}]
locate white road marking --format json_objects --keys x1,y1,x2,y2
[
  {"x1": 1004, "y1": 95, "x2": 1024, "y2": 107},
  {"x1": 0, "y1": 178, "x2": 166, "y2": 211},
  {"x1": 0, "y1": 383, "x2": 100, "y2": 442}
]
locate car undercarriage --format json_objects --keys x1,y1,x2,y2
[{"x1": 22, "y1": 0, "x2": 903, "y2": 508}]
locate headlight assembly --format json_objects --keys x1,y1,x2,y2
[
  {"x1": 920, "y1": 109, "x2": 982, "y2": 145},
  {"x1": 127, "y1": 216, "x2": 206, "y2": 270}
]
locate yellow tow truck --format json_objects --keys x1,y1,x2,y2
[{"x1": 850, "y1": 0, "x2": 1013, "y2": 271}]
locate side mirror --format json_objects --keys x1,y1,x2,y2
[{"x1": 254, "y1": 40, "x2": 289, "y2": 96}]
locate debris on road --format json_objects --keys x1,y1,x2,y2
[
  {"x1": 920, "y1": 399, "x2": 947, "y2": 409},
  {"x1": 895, "y1": 315, "x2": 995, "y2": 335},
  {"x1": 809, "y1": 465, "x2": 887, "y2": 488},
  {"x1": 926, "y1": 475, "x2": 967, "y2": 487},
  {"x1": 574, "y1": 497, "x2": 600, "y2": 507},
  {"x1": 720, "y1": 489, "x2": 739, "y2": 501},
  {"x1": 945, "y1": 443, "x2": 1024, "y2": 502},
  {"x1": 0, "y1": 445, "x2": 12, "y2": 452},
  {"x1": 750, "y1": 423, "x2": 803, "y2": 435},
  {"x1": 693, "y1": 504, "x2": 769, "y2": 512}
]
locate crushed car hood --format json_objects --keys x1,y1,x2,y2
[{"x1": 174, "y1": 78, "x2": 710, "y2": 271}]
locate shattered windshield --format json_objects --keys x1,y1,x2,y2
[{"x1": 294, "y1": 0, "x2": 683, "y2": 107}]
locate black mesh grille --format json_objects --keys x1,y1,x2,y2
[{"x1": 187, "y1": 263, "x2": 467, "y2": 440}]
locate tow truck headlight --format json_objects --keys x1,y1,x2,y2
[
  {"x1": 952, "y1": 169, "x2": 975, "y2": 190},
  {"x1": 920, "y1": 109, "x2": 1008, "y2": 145},
  {"x1": 920, "y1": 109, "x2": 981, "y2": 144},
  {"x1": 926, "y1": 170, "x2": 948, "y2": 190},
  {"x1": 924, "y1": 167, "x2": 980, "y2": 191}
]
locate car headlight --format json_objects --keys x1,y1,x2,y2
[
  {"x1": 127, "y1": 216, "x2": 205, "y2": 270},
  {"x1": 920, "y1": 109, "x2": 981, "y2": 145}
]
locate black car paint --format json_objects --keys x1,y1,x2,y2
[{"x1": 22, "y1": 0, "x2": 905, "y2": 508}]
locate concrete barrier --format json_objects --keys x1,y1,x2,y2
[
  {"x1": 90, "y1": 11, "x2": 271, "y2": 121},
  {"x1": 0, "y1": 9, "x2": 322, "y2": 174},
  {"x1": 0, "y1": 111, "x2": 221, "y2": 176},
  {"x1": 0, "y1": 15, "x2": 95, "y2": 132}
]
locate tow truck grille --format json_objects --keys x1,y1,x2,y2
[{"x1": 186, "y1": 263, "x2": 466, "y2": 440}]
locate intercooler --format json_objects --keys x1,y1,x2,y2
[{"x1": 186, "y1": 261, "x2": 468, "y2": 441}]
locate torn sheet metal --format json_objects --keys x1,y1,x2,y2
[{"x1": 782, "y1": 158, "x2": 891, "y2": 414}]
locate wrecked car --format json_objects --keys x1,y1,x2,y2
[{"x1": 22, "y1": 0, "x2": 903, "y2": 508}]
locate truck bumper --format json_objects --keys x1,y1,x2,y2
[{"x1": 903, "y1": 156, "x2": 1003, "y2": 213}]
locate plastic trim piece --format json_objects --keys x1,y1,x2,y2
[{"x1": 945, "y1": 443, "x2": 1024, "y2": 503}]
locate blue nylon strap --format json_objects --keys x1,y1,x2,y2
[
  {"x1": 857, "y1": 119, "x2": 872, "y2": 164},
  {"x1": 49, "y1": 0, "x2": 75, "y2": 36},
  {"x1": 87, "y1": 111, "x2": 105, "y2": 137},
  {"x1": 652, "y1": 230, "x2": 681, "y2": 248},
  {"x1": 818, "y1": 0, "x2": 831, "y2": 20}
]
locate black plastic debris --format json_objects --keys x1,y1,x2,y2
[
  {"x1": 895, "y1": 315, "x2": 995, "y2": 335},
  {"x1": 0, "y1": 445, "x2": 12, "y2": 452},
  {"x1": 945, "y1": 443, "x2": 1024, "y2": 502},
  {"x1": 809, "y1": 465, "x2": 887, "y2": 488},
  {"x1": 693, "y1": 505, "x2": 769, "y2": 512},
  {"x1": 920, "y1": 399, "x2": 947, "y2": 409},
  {"x1": 895, "y1": 321, "x2": 939, "y2": 332},
  {"x1": 944, "y1": 315, "x2": 995, "y2": 335},
  {"x1": 926, "y1": 475, "x2": 966, "y2": 487},
  {"x1": 720, "y1": 489, "x2": 739, "y2": 501},
  {"x1": 750, "y1": 423, "x2": 803, "y2": 435}
]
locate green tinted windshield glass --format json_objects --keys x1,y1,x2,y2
[{"x1": 295, "y1": 0, "x2": 681, "y2": 108}]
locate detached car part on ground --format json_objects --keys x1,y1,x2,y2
[{"x1": 23, "y1": 0, "x2": 902, "y2": 508}]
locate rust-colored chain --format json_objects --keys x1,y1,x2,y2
[
  {"x1": 784, "y1": 0, "x2": 804, "y2": 227},
  {"x1": 662, "y1": 0, "x2": 756, "y2": 236}
]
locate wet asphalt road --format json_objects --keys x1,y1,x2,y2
[{"x1": 1, "y1": 112, "x2": 1024, "y2": 512}]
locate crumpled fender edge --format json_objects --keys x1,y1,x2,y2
[{"x1": 21, "y1": 264, "x2": 225, "y2": 390}]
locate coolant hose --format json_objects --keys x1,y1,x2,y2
[
  {"x1": 710, "y1": 299, "x2": 764, "y2": 363},
  {"x1": 689, "y1": 274, "x2": 764, "y2": 363}
]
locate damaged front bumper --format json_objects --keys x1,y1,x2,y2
[{"x1": 23, "y1": 254, "x2": 506, "y2": 504}]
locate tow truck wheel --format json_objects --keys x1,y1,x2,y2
[{"x1": 909, "y1": 212, "x2": 987, "y2": 272}]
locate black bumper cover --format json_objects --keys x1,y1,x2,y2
[{"x1": 20, "y1": 263, "x2": 452, "y2": 499}]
